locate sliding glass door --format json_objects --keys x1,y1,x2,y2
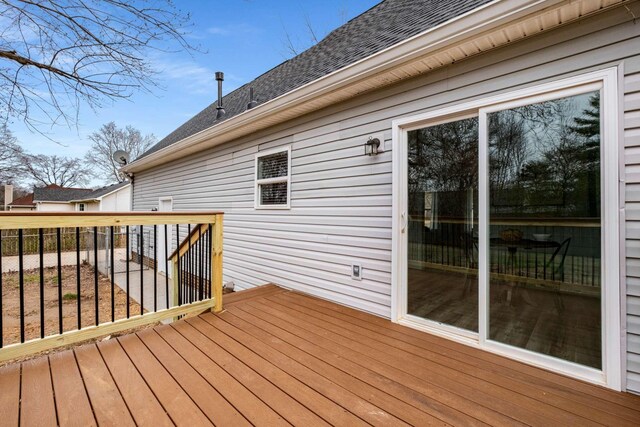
[
  {"x1": 486, "y1": 91, "x2": 602, "y2": 369},
  {"x1": 407, "y1": 117, "x2": 479, "y2": 332},
  {"x1": 396, "y1": 70, "x2": 620, "y2": 386}
]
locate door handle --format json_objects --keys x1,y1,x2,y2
[{"x1": 401, "y1": 211, "x2": 407, "y2": 233}]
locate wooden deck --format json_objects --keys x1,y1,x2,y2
[{"x1": 1, "y1": 284, "x2": 639, "y2": 426}]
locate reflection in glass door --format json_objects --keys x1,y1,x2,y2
[
  {"x1": 487, "y1": 91, "x2": 602, "y2": 369},
  {"x1": 407, "y1": 117, "x2": 479, "y2": 332}
]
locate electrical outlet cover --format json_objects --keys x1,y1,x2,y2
[{"x1": 351, "y1": 263, "x2": 363, "y2": 280}]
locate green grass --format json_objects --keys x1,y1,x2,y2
[{"x1": 63, "y1": 293, "x2": 78, "y2": 301}]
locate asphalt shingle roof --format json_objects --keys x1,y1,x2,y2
[
  {"x1": 8, "y1": 193, "x2": 34, "y2": 207},
  {"x1": 33, "y1": 185, "x2": 93, "y2": 202},
  {"x1": 75, "y1": 181, "x2": 130, "y2": 201},
  {"x1": 139, "y1": 0, "x2": 491, "y2": 160}
]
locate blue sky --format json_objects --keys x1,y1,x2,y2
[{"x1": 11, "y1": 0, "x2": 378, "y2": 166}]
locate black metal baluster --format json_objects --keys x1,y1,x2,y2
[
  {"x1": 93, "y1": 227, "x2": 99, "y2": 325},
  {"x1": 153, "y1": 224, "x2": 157, "y2": 312},
  {"x1": 209, "y1": 224, "x2": 213, "y2": 299},
  {"x1": 187, "y1": 224, "x2": 192, "y2": 304},
  {"x1": 126, "y1": 226, "x2": 130, "y2": 318},
  {"x1": 0, "y1": 231, "x2": 3, "y2": 347},
  {"x1": 164, "y1": 224, "x2": 169, "y2": 309},
  {"x1": 110, "y1": 226, "x2": 115, "y2": 322},
  {"x1": 199, "y1": 227, "x2": 203, "y2": 301},
  {"x1": 139, "y1": 225, "x2": 144, "y2": 315},
  {"x1": 180, "y1": 256, "x2": 184, "y2": 305},
  {"x1": 38, "y1": 229, "x2": 44, "y2": 338},
  {"x1": 57, "y1": 228, "x2": 63, "y2": 334},
  {"x1": 76, "y1": 227, "x2": 81, "y2": 330},
  {"x1": 176, "y1": 224, "x2": 181, "y2": 306},
  {"x1": 18, "y1": 229, "x2": 25, "y2": 343}
]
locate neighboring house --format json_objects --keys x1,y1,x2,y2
[
  {"x1": 70, "y1": 181, "x2": 131, "y2": 212},
  {"x1": 6, "y1": 192, "x2": 35, "y2": 212},
  {"x1": 8, "y1": 184, "x2": 93, "y2": 212},
  {"x1": 123, "y1": 0, "x2": 640, "y2": 393}
]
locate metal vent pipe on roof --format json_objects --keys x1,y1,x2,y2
[
  {"x1": 215, "y1": 71, "x2": 225, "y2": 120},
  {"x1": 247, "y1": 87, "x2": 258, "y2": 110}
]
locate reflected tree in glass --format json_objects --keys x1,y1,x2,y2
[
  {"x1": 487, "y1": 91, "x2": 602, "y2": 369},
  {"x1": 407, "y1": 117, "x2": 479, "y2": 332}
]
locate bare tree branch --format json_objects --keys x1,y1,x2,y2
[
  {"x1": 0, "y1": 123, "x2": 24, "y2": 183},
  {"x1": 0, "y1": 0, "x2": 198, "y2": 134},
  {"x1": 18, "y1": 153, "x2": 92, "y2": 187},
  {"x1": 84, "y1": 121, "x2": 155, "y2": 183}
]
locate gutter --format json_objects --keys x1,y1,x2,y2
[{"x1": 123, "y1": 0, "x2": 582, "y2": 174}]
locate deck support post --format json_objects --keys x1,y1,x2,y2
[{"x1": 212, "y1": 214, "x2": 224, "y2": 312}]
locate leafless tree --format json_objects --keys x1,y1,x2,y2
[
  {"x1": 280, "y1": 11, "x2": 327, "y2": 58},
  {"x1": 85, "y1": 121, "x2": 156, "y2": 183},
  {"x1": 0, "y1": 0, "x2": 196, "y2": 133},
  {"x1": 19, "y1": 153, "x2": 92, "y2": 187},
  {"x1": 0, "y1": 123, "x2": 24, "y2": 183}
]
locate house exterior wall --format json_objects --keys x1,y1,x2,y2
[
  {"x1": 76, "y1": 202, "x2": 100, "y2": 212},
  {"x1": 36, "y1": 202, "x2": 75, "y2": 212},
  {"x1": 133, "y1": 5, "x2": 640, "y2": 392},
  {"x1": 8, "y1": 206, "x2": 35, "y2": 212},
  {"x1": 100, "y1": 186, "x2": 131, "y2": 211}
]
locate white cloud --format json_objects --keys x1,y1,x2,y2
[
  {"x1": 206, "y1": 23, "x2": 261, "y2": 36},
  {"x1": 207, "y1": 27, "x2": 231, "y2": 36},
  {"x1": 153, "y1": 57, "x2": 245, "y2": 96}
]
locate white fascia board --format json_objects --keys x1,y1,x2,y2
[{"x1": 123, "y1": 0, "x2": 572, "y2": 174}]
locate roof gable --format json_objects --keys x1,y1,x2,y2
[{"x1": 72, "y1": 181, "x2": 130, "y2": 201}]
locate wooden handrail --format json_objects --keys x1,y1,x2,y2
[
  {"x1": 168, "y1": 223, "x2": 210, "y2": 261},
  {"x1": 0, "y1": 211, "x2": 224, "y2": 230}
]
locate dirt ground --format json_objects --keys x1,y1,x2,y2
[{"x1": 1, "y1": 264, "x2": 144, "y2": 347}]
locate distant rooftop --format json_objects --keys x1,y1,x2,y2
[
  {"x1": 33, "y1": 184, "x2": 93, "y2": 202},
  {"x1": 72, "y1": 181, "x2": 130, "y2": 201}
]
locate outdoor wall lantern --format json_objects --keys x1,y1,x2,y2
[{"x1": 364, "y1": 137, "x2": 381, "y2": 156}]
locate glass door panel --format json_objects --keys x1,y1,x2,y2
[
  {"x1": 407, "y1": 117, "x2": 479, "y2": 332},
  {"x1": 487, "y1": 91, "x2": 602, "y2": 369}
]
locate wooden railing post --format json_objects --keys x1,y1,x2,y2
[
  {"x1": 212, "y1": 214, "x2": 223, "y2": 312},
  {"x1": 171, "y1": 256, "x2": 179, "y2": 321}
]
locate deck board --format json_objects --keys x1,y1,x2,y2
[
  {"x1": 201, "y1": 312, "x2": 408, "y2": 427},
  {"x1": 96, "y1": 338, "x2": 172, "y2": 427},
  {"x1": 117, "y1": 333, "x2": 213, "y2": 426},
  {"x1": 74, "y1": 344, "x2": 136, "y2": 427},
  {"x1": 154, "y1": 323, "x2": 291, "y2": 427},
  {"x1": 288, "y1": 289, "x2": 640, "y2": 420},
  {"x1": 20, "y1": 357, "x2": 57, "y2": 427},
  {"x1": 135, "y1": 327, "x2": 251, "y2": 426},
  {"x1": 1, "y1": 284, "x2": 640, "y2": 427},
  {"x1": 0, "y1": 364, "x2": 21, "y2": 427},
  {"x1": 49, "y1": 350, "x2": 96, "y2": 427},
  {"x1": 270, "y1": 292, "x2": 606, "y2": 426},
  {"x1": 219, "y1": 305, "x2": 449, "y2": 426}
]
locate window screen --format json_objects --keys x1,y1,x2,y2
[
  {"x1": 255, "y1": 148, "x2": 290, "y2": 208},
  {"x1": 258, "y1": 151, "x2": 288, "y2": 179}
]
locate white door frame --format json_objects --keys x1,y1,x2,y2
[
  {"x1": 157, "y1": 197, "x2": 173, "y2": 277},
  {"x1": 391, "y1": 67, "x2": 621, "y2": 390}
]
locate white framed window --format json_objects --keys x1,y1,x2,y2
[
  {"x1": 255, "y1": 146, "x2": 291, "y2": 209},
  {"x1": 78, "y1": 203, "x2": 85, "y2": 212}
]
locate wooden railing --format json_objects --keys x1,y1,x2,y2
[{"x1": 0, "y1": 211, "x2": 223, "y2": 362}]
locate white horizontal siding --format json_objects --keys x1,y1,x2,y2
[
  {"x1": 133, "y1": 5, "x2": 640, "y2": 390},
  {"x1": 625, "y1": 10, "x2": 640, "y2": 391}
]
